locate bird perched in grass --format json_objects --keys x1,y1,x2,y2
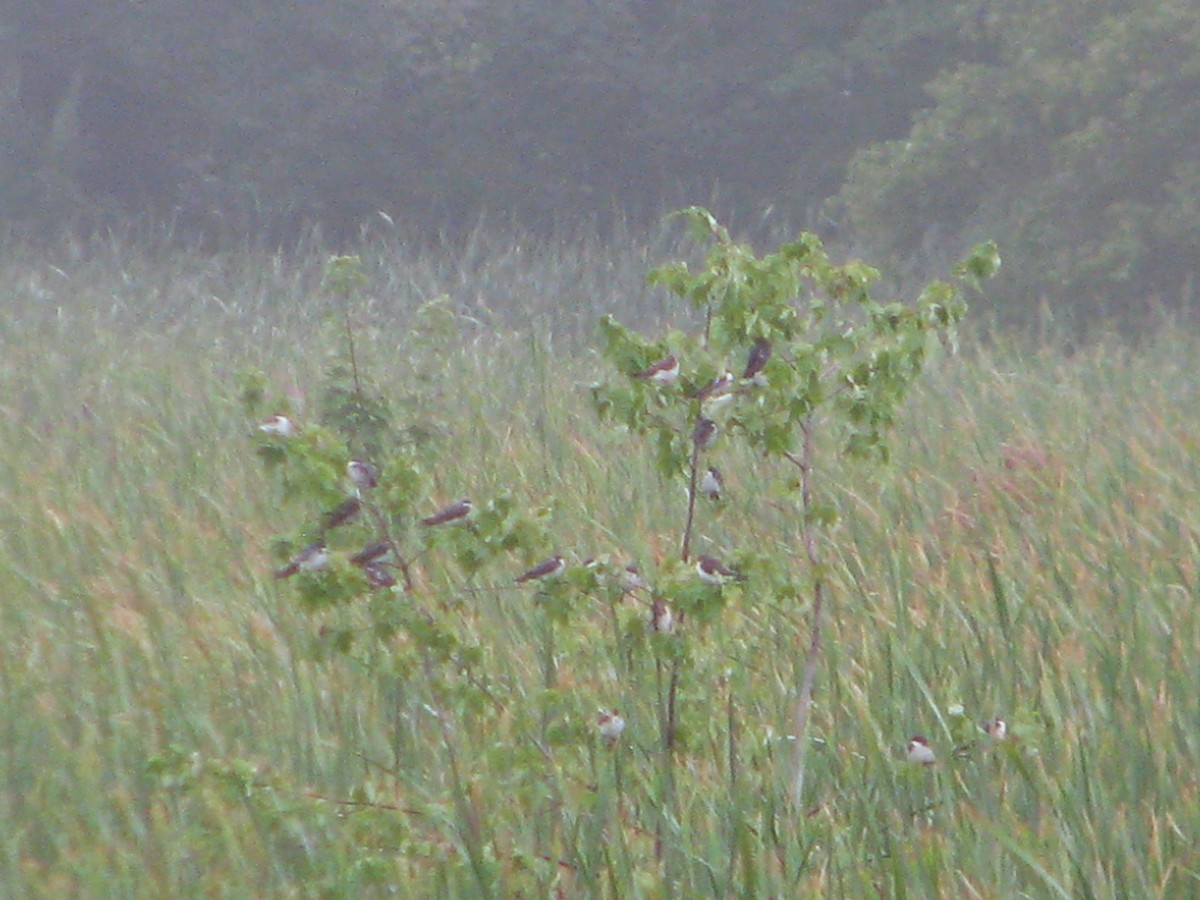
[
  {"x1": 274, "y1": 542, "x2": 328, "y2": 579},
  {"x1": 980, "y1": 717, "x2": 1007, "y2": 740},
  {"x1": 515, "y1": 555, "x2": 566, "y2": 584},
  {"x1": 420, "y1": 498, "x2": 473, "y2": 527},
  {"x1": 632, "y1": 355, "x2": 679, "y2": 384},
  {"x1": 907, "y1": 736, "x2": 936, "y2": 765},
  {"x1": 598, "y1": 710, "x2": 626, "y2": 743}
]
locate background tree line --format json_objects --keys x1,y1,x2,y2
[{"x1": 1, "y1": 0, "x2": 1196, "y2": 324}]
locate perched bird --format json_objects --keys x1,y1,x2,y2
[
  {"x1": 696, "y1": 554, "x2": 741, "y2": 585},
  {"x1": 742, "y1": 337, "x2": 772, "y2": 383},
  {"x1": 620, "y1": 562, "x2": 647, "y2": 593},
  {"x1": 650, "y1": 598, "x2": 674, "y2": 634},
  {"x1": 597, "y1": 709, "x2": 626, "y2": 743},
  {"x1": 693, "y1": 417, "x2": 718, "y2": 451},
  {"x1": 907, "y1": 736, "x2": 936, "y2": 765},
  {"x1": 515, "y1": 555, "x2": 567, "y2": 585},
  {"x1": 691, "y1": 371, "x2": 735, "y2": 402},
  {"x1": 349, "y1": 540, "x2": 392, "y2": 567},
  {"x1": 632, "y1": 355, "x2": 680, "y2": 384},
  {"x1": 347, "y1": 459, "x2": 379, "y2": 491},
  {"x1": 420, "y1": 498, "x2": 473, "y2": 527},
  {"x1": 258, "y1": 415, "x2": 295, "y2": 437},
  {"x1": 699, "y1": 466, "x2": 723, "y2": 501},
  {"x1": 361, "y1": 564, "x2": 397, "y2": 589},
  {"x1": 321, "y1": 496, "x2": 362, "y2": 532},
  {"x1": 274, "y1": 542, "x2": 329, "y2": 579},
  {"x1": 980, "y1": 717, "x2": 1008, "y2": 740}
]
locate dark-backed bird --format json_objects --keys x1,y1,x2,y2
[
  {"x1": 321, "y1": 497, "x2": 362, "y2": 532},
  {"x1": 274, "y1": 542, "x2": 329, "y2": 579},
  {"x1": 420, "y1": 498, "x2": 473, "y2": 527},
  {"x1": 632, "y1": 355, "x2": 680, "y2": 384},
  {"x1": 650, "y1": 598, "x2": 674, "y2": 634},
  {"x1": 515, "y1": 555, "x2": 566, "y2": 584},
  {"x1": 693, "y1": 417, "x2": 718, "y2": 451},
  {"x1": 347, "y1": 459, "x2": 379, "y2": 490},
  {"x1": 742, "y1": 337, "x2": 772, "y2": 383},
  {"x1": 907, "y1": 736, "x2": 936, "y2": 765},
  {"x1": 690, "y1": 371, "x2": 734, "y2": 402},
  {"x1": 349, "y1": 541, "x2": 392, "y2": 567},
  {"x1": 695, "y1": 554, "x2": 741, "y2": 584},
  {"x1": 258, "y1": 415, "x2": 295, "y2": 437},
  {"x1": 699, "y1": 466, "x2": 723, "y2": 501}
]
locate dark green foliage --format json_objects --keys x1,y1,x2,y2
[{"x1": 838, "y1": 0, "x2": 1199, "y2": 323}]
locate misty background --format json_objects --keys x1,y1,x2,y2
[{"x1": 2, "y1": 0, "x2": 1197, "y2": 328}]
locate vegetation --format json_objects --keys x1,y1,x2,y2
[{"x1": 2, "y1": 227, "x2": 1198, "y2": 896}]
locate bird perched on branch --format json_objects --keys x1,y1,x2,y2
[
  {"x1": 695, "y1": 554, "x2": 741, "y2": 585},
  {"x1": 420, "y1": 498, "x2": 473, "y2": 527},
  {"x1": 274, "y1": 542, "x2": 329, "y2": 579},
  {"x1": 632, "y1": 355, "x2": 679, "y2": 384},
  {"x1": 515, "y1": 555, "x2": 566, "y2": 584}
]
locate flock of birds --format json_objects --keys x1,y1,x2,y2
[{"x1": 257, "y1": 338, "x2": 1006, "y2": 752}]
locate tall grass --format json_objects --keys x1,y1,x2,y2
[{"x1": 1, "y1": 230, "x2": 1198, "y2": 896}]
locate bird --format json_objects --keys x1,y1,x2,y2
[
  {"x1": 632, "y1": 355, "x2": 679, "y2": 384},
  {"x1": 650, "y1": 598, "x2": 674, "y2": 634},
  {"x1": 699, "y1": 466, "x2": 723, "y2": 501},
  {"x1": 274, "y1": 542, "x2": 329, "y2": 579},
  {"x1": 620, "y1": 562, "x2": 647, "y2": 593},
  {"x1": 742, "y1": 337, "x2": 772, "y2": 383},
  {"x1": 691, "y1": 371, "x2": 734, "y2": 402},
  {"x1": 907, "y1": 736, "x2": 936, "y2": 765},
  {"x1": 696, "y1": 554, "x2": 741, "y2": 585},
  {"x1": 420, "y1": 498, "x2": 473, "y2": 527},
  {"x1": 361, "y1": 564, "x2": 397, "y2": 589},
  {"x1": 515, "y1": 555, "x2": 566, "y2": 584},
  {"x1": 349, "y1": 540, "x2": 392, "y2": 567},
  {"x1": 980, "y1": 717, "x2": 1007, "y2": 740},
  {"x1": 320, "y1": 496, "x2": 362, "y2": 532},
  {"x1": 258, "y1": 415, "x2": 295, "y2": 437},
  {"x1": 597, "y1": 710, "x2": 626, "y2": 742},
  {"x1": 347, "y1": 459, "x2": 379, "y2": 491},
  {"x1": 693, "y1": 417, "x2": 718, "y2": 451}
]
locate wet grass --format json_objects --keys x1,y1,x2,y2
[{"x1": 1, "y1": 233, "x2": 1198, "y2": 896}]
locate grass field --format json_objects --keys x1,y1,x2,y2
[{"x1": 1, "y1": 230, "x2": 1198, "y2": 897}]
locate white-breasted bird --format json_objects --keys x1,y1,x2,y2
[
  {"x1": 981, "y1": 717, "x2": 1008, "y2": 740},
  {"x1": 699, "y1": 466, "x2": 723, "y2": 501},
  {"x1": 696, "y1": 554, "x2": 741, "y2": 585},
  {"x1": 515, "y1": 555, "x2": 567, "y2": 585},
  {"x1": 258, "y1": 415, "x2": 296, "y2": 437},
  {"x1": 907, "y1": 736, "x2": 936, "y2": 765},
  {"x1": 598, "y1": 709, "x2": 626, "y2": 742},
  {"x1": 347, "y1": 459, "x2": 379, "y2": 490},
  {"x1": 274, "y1": 542, "x2": 329, "y2": 579},
  {"x1": 650, "y1": 598, "x2": 674, "y2": 634},
  {"x1": 632, "y1": 355, "x2": 680, "y2": 385}
]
